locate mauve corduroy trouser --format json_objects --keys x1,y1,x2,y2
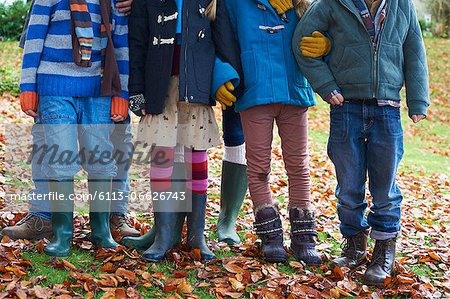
[{"x1": 240, "y1": 104, "x2": 311, "y2": 211}]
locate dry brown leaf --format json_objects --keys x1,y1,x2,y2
[
  {"x1": 229, "y1": 277, "x2": 245, "y2": 291},
  {"x1": 223, "y1": 262, "x2": 245, "y2": 274},
  {"x1": 115, "y1": 267, "x2": 136, "y2": 281}
]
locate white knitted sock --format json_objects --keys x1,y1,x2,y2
[
  {"x1": 223, "y1": 144, "x2": 246, "y2": 165},
  {"x1": 174, "y1": 144, "x2": 184, "y2": 163}
]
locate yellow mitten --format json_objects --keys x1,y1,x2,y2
[
  {"x1": 268, "y1": 0, "x2": 293, "y2": 15},
  {"x1": 215, "y1": 81, "x2": 236, "y2": 110},
  {"x1": 300, "y1": 31, "x2": 332, "y2": 58}
]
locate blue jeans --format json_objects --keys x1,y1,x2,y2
[
  {"x1": 29, "y1": 99, "x2": 133, "y2": 219},
  {"x1": 38, "y1": 96, "x2": 117, "y2": 179},
  {"x1": 110, "y1": 117, "x2": 134, "y2": 214},
  {"x1": 28, "y1": 118, "x2": 52, "y2": 220},
  {"x1": 29, "y1": 96, "x2": 117, "y2": 218},
  {"x1": 29, "y1": 119, "x2": 133, "y2": 219},
  {"x1": 327, "y1": 101, "x2": 404, "y2": 240}
]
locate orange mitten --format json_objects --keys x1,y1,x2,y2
[
  {"x1": 20, "y1": 91, "x2": 39, "y2": 113},
  {"x1": 111, "y1": 97, "x2": 129, "y2": 118}
]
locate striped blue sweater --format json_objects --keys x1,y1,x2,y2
[{"x1": 20, "y1": 0, "x2": 129, "y2": 100}]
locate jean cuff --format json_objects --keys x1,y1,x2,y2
[
  {"x1": 28, "y1": 211, "x2": 52, "y2": 221},
  {"x1": 370, "y1": 230, "x2": 398, "y2": 240},
  {"x1": 110, "y1": 199, "x2": 128, "y2": 215},
  {"x1": 111, "y1": 212, "x2": 127, "y2": 216}
]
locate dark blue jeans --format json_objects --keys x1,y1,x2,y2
[{"x1": 327, "y1": 101, "x2": 404, "y2": 240}]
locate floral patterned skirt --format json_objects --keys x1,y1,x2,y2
[{"x1": 137, "y1": 76, "x2": 220, "y2": 150}]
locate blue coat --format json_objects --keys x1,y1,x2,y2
[
  {"x1": 225, "y1": 0, "x2": 315, "y2": 112},
  {"x1": 129, "y1": 0, "x2": 242, "y2": 115}
]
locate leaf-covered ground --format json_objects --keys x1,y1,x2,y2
[{"x1": 0, "y1": 39, "x2": 449, "y2": 299}]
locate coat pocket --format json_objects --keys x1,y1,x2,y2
[
  {"x1": 240, "y1": 50, "x2": 258, "y2": 90},
  {"x1": 378, "y1": 42, "x2": 404, "y2": 88},
  {"x1": 193, "y1": 42, "x2": 215, "y2": 95},
  {"x1": 294, "y1": 70, "x2": 308, "y2": 87}
]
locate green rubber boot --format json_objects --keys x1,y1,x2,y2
[
  {"x1": 122, "y1": 226, "x2": 155, "y2": 250},
  {"x1": 44, "y1": 180, "x2": 75, "y2": 257},
  {"x1": 217, "y1": 161, "x2": 248, "y2": 245},
  {"x1": 122, "y1": 213, "x2": 186, "y2": 250},
  {"x1": 141, "y1": 212, "x2": 180, "y2": 262},
  {"x1": 121, "y1": 162, "x2": 187, "y2": 250},
  {"x1": 188, "y1": 193, "x2": 216, "y2": 261},
  {"x1": 88, "y1": 176, "x2": 120, "y2": 249}
]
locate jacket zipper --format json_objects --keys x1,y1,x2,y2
[
  {"x1": 337, "y1": 0, "x2": 388, "y2": 99},
  {"x1": 373, "y1": 5, "x2": 389, "y2": 99},
  {"x1": 373, "y1": 48, "x2": 377, "y2": 98},
  {"x1": 184, "y1": 8, "x2": 189, "y2": 103}
]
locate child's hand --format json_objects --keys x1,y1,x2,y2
[
  {"x1": 300, "y1": 31, "x2": 332, "y2": 58},
  {"x1": 115, "y1": 0, "x2": 133, "y2": 15},
  {"x1": 216, "y1": 81, "x2": 236, "y2": 110},
  {"x1": 111, "y1": 115, "x2": 125, "y2": 122},
  {"x1": 268, "y1": 0, "x2": 294, "y2": 15},
  {"x1": 328, "y1": 93, "x2": 344, "y2": 106},
  {"x1": 129, "y1": 94, "x2": 145, "y2": 116},
  {"x1": 24, "y1": 110, "x2": 39, "y2": 118},
  {"x1": 411, "y1": 114, "x2": 426, "y2": 124}
]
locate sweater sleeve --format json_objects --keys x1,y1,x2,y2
[
  {"x1": 403, "y1": 1, "x2": 430, "y2": 117},
  {"x1": 19, "y1": 0, "x2": 35, "y2": 49},
  {"x1": 113, "y1": 9, "x2": 129, "y2": 100},
  {"x1": 224, "y1": 0, "x2": 238, "y2": 38},
  {"x1": 20, "y1": 0, "x2": 54, "y2": 94},
  {"x1": 128, "y1": 0, "x2": 149, "y2": 96},
  {"x1": 292, "y1": 0, "x2": 340, "y2": 100}
]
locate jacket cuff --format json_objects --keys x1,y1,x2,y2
[
  {"x1": 316, "y1": 81, "x2": 341, "y2": 101},
  {"x1": 111, "y1": 97, "x2": 129, "y2": 118},
  {"x1": 407, "y1": 99, "x2": 429, "y2": 118},
  {"x1": 20, "y1": 91, "x2": 39, "y2": 112},
  {"x1": 211, "y1": 57, "x2": 240, "y2": 100},
  {"x1": 129, "y1": 84, "x2": 145, "y2": 97}
]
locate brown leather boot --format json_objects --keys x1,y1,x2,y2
[
  {"x1": 110, "y1": 214, "x2": 140, "y2": 241},
  {"x1": 0, "y1": 214, "x2": 53, "y2": 241},
  {"x1": 364, "y1": 237, "x2": 397, "y2": 286},
  {"x1": 332, "y1": 230, "x2": 369, "y2": 270}
]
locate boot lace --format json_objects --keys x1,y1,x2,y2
[
  {"x1": 16, "y1": 214, "x2": 35, "y2": 226},
  {"x1": 370, "y1": 241, "x2": 388, "y2": 267},
  {"x1": 341, "y1": 237, "x2": 357, "y2": 257}
]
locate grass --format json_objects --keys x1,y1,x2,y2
[
  {"x1": 0, "y1": 41, "x2": 21, "y2": 95},
  {"x1": 23, "y1": 249, "x2": 101, "y2": 287}
]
